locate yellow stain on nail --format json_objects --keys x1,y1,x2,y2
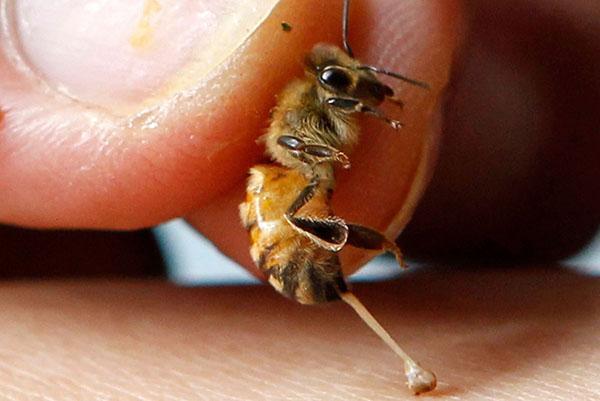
[{"x1": 130, "y1": 0, "x2": 162, "y2": 50}]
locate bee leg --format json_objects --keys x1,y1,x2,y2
[
  {"x1": 287, "y1": 215, "x2": 349, "y2": 252},
  {"x1": 346, "y1": 224, "x2": 407, "y2": 269},
  {"x1": 326, "y1": 97, "x2": 403, "y2": 130},
  {"x1": 388, "y1": 96, "x2": 405, "y2": 109},
  {"x1": 325, "y1": 97, "x2": 360, "y2": 109},
  {"x1": 277, "y1": 135, "x2": 351, "y2": 168},
  {"x1": 284, "y1": 178, "x2": 348, "y2": 251},
  {"x1": 363, "y1": 106, "x2": 403, "y2": 129}
]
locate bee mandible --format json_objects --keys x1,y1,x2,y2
[{"x1": 239, "y1": 0, "x2": 436, "y2": 394}]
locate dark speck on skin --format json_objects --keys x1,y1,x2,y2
[{"x1": 281, "y1": 22, "x2": 292, "y2": 32}]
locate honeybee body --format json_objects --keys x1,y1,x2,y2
[
  {"x1": 239, "y1": 43, "x2": 408, "y2": 304},
  {"x1": 240, "y1": 165, "x2": 348, "y2": 305}
]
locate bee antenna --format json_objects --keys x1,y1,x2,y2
[
  {"x1": 342, "y1": 0, "x2": 354, "y2": 57},
  {"x1": 359, "y1": 65, "x2": 431, "y2": 90},
  {"x1": 338, "y1": 290, "x2": 437, "y2": 394},
  {"x1": 341, "y1": 0, "x2": 429, "y2": 90}
]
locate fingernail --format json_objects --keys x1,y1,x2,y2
[{"x1": 7, "y1": 0, "x2": 277, "y2": 113}]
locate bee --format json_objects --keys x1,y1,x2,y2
[{"x1": 239, "y1": 0, "x2": 436, "y2": 395}]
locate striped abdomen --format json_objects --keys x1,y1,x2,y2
[{"x1": 239, "y1": 165, "x2": 347, "y2": 304}]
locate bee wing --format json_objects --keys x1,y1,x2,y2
[{"x1": 285, "y1": 215, "x2": 348, "y2": 252}]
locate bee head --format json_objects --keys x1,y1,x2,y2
[
  {"x1": 305, "y1": 44, "x2": 397, "y2": 108},
  {"x1": 303, "y1": 0, "x2": 428, "y2": 114}
]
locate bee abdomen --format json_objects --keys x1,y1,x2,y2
[{"x1": 263, "y1": 249, "x2": 348, "y2": 305}]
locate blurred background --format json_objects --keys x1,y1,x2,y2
[{"x1": 0, "y1": 217, "x2": 598, "y2": 282}]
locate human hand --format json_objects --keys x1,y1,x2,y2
[{"x1": 0, "y1": 0, "x2": 458, "y2": 277}]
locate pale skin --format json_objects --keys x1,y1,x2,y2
[{"x1": 0, "y1": 0, "x2": 599, "y2": 399}]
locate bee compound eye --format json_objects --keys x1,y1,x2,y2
[{"x1": 319, "y1": 67, "x2": 352, "y2": 90}]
